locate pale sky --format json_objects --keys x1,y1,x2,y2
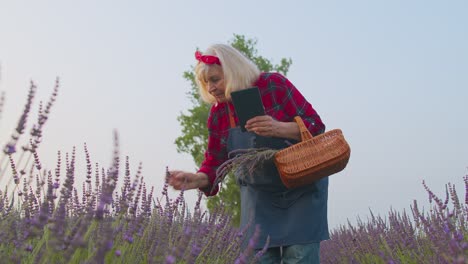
[{"x1": 1, "y1": 0, "x2": 467, "y2": 229}]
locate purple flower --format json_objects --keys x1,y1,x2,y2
[
  {"x1": 25, "y1": 244, "x2": 33, "y2": 252},
  {"x1": 124, "y1": 234, "x2": 134, "y2": 244},
  {"x1": 165, "y1": 255, "x2": 176, "y2": 264},
  {"x1": 115, "y1": 250, "x2": 121, "y2": 257},
  {"x1": 3, "y1": 143, "x2": 16, "y2": 154},
  {"x1": 443, "y1": 223, "x2": 451, "y2": 234}
]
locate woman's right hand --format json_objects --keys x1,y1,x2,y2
[{"x1": 168, "y1": 171, "x2": 209, "y2": 191}]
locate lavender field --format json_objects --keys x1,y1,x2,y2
[{"x1": 0, "y1": 82, "x2": 467, "y2": 263}]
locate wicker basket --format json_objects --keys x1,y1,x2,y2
[{"x1": 274, "y1": 116, "x2": 351, "y2": 189}]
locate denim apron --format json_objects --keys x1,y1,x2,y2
[{"x1": 226, "y1": 126, "x2": 330, "y2": 250}]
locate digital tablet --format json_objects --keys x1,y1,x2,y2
[{"x1": 231, "y1": 87, "x2": 265, "y2": 132}]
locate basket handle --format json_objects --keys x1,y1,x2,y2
[{"x1": 294, "y1": 116, "x2": 313, "y2": 141}]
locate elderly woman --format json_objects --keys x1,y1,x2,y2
[{"x1": 169, "y1": 44, "x2": 328, "y2": 264}]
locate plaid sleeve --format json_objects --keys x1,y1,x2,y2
[
  {"x1": 197, "y1": 104, "x2": 229, "y2": 196},
  {"x1": 261, "y1": 73, "x2": 326, "y2": 136}
]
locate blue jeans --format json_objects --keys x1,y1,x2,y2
[{"x1": 256, "y1": 243, "x2": 320, "y2": 264}]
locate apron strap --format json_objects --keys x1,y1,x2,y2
[{"x1": 227, "y1": 104, "x2": 236, "y2": 128}]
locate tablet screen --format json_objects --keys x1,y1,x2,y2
[{"x1": 231, "y1": 87, "x2": 265, "y2": 132}]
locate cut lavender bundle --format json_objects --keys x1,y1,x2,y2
[{"x1": 212, "y1": 148, "x2": 277, "y2": 193}]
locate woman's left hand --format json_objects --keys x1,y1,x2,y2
[{"x1": 245, "y1": 115, "x2": 281, "y2": 137}]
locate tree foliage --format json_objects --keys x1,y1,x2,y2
[{"x1": 175, "y1": 34, "x2": 292, "y2": 226}]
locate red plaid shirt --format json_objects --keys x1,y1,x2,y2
[{"x1": 198, "y1": 72, "x2": 325, "y2": 196}]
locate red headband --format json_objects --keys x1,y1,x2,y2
[{"x1": 195, "y1": 51, "x2": 221, "y2": 65}]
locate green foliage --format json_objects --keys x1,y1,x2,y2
[
  {"x1": 175, "y1": 34, "x2": 292, "y2": 226},
  {"x1": 207, "y1": 173, "x2": 241, "y2": 226}
]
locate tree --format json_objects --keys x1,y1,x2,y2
[{"x1": 175, "y1": 34, "x2": 292, "y2": 226}]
